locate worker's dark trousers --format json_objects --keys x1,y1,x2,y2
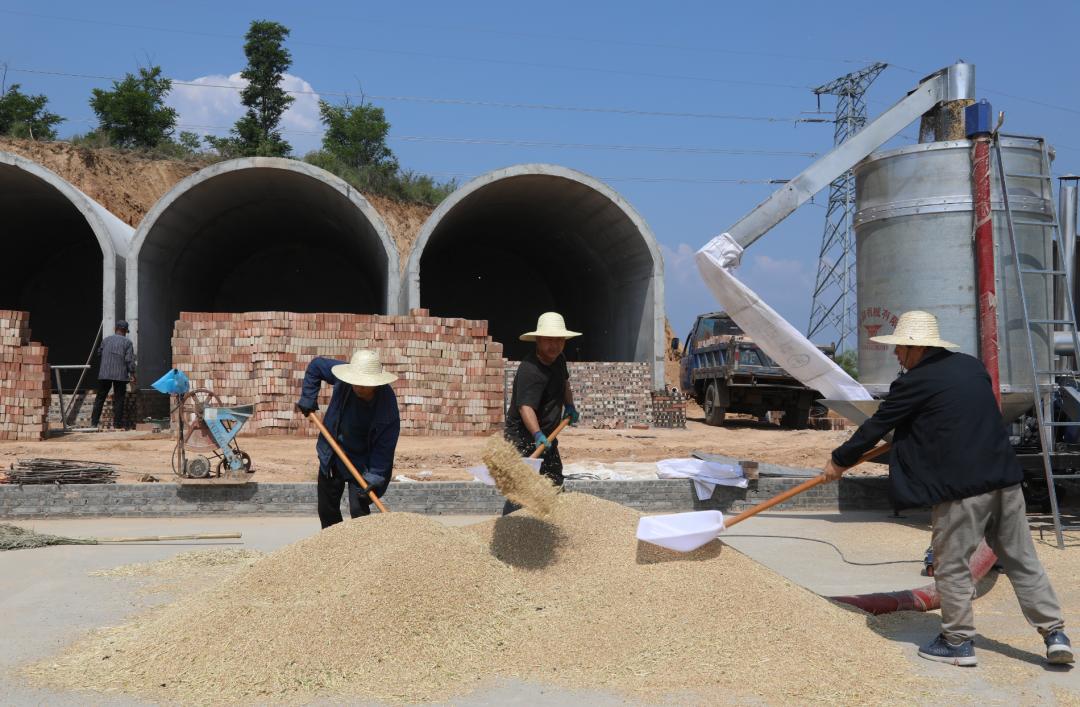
[
  {"x1": 501, "y1": 428, "x2": 563, "y2": 516},
  {"x1": 90, "y1": 379, "x2": 127, "y2": 429},
  {"x1": 317, "y1": 462, "x2": 375, "y2": 528},
  {"x1": 932, "y1": 483, "x2": 1065, "y2": 642}
]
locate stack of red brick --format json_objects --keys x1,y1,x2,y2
[
  {"x1": 0, "y1": 310, "x2": 50, "y2": 441},
  {"x1": 171, "y1": 310, "x2": 505, "y2": 436},
  {"x1": 503, "y1": 360, "x2": 653, "y2": 429}
]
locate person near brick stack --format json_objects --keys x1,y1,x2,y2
[
  {"x1": 503, "y1": 312, "x2": 581, "y2": 515},
  {"x1": 295, "y1": 349, "x2": 401, "y2": 528},
  {"x1": 823, "y1": 310, "x2": 1072, "y2": 667},
  {"x1": 90, "y1": 320, "x2": 136, "y2": 430}
]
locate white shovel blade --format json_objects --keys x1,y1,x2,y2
[
  {"x1": 636, "y1": 510, "x2": 725, "y2": 552},
  {"x1": 469, "y1": 457, "x2": 542, "y2": 485}
]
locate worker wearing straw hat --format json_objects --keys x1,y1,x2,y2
[
  {"x1": 296, "y1": 350, "x2": 401, "y2": 528},
  {"x1": 503, "y1": 312, "x2": 582, "y2": 515},
  {"x1": 825, "y1": 310, "x2": 1071, "y2": 667}
]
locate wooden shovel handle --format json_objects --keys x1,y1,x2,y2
[
  {"x1": 528, "y1": 417, "x2": 572, "y2": 459},
  {"x1": 307, "y1": 411, "x2": 389, "y2": 513},
  {"x1": 724, "y1": 443, "x2": 891, "y2": 529},
  {"x1": 95, "y1": 532, "x2": 242, "y2": 543}
]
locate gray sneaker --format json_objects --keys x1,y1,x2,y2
[
  {"x1": 1045, "y1": 630, "x2": 1075, "y2": 665},
  {"x1": 918, "y1": 634, "x2": 977, "y2": 667}
]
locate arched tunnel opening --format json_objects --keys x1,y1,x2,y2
[
  {"x1": 415, "y1": 169, "x2": 661, "y2": 366},
  {"x1": 132, "y1": 160, "x2": 396, "y2": 382},
  {"x1": 0, "y1": 159, "x2": 116, "y2": 388}
]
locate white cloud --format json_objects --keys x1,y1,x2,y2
[{"x1": 166, "y1": 72, "x2": 323, "y2": 155}]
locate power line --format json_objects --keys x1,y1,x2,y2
[
  {"x1": 0, "y1": 9, "x2": 813, "y2": 91},
  {"x1": 11, "y1": 66, "x2": 822, "y2": 123}
]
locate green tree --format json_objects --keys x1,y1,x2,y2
[
  {"x1": 177, "y1": 130, "x2": 202, "y2": 154},
  {"x1": 835, "y1": 349, "x2": 858, "y2": 379},
  {"x1": 89, "y1": 66, "x2": 177, "y2": 148},
  {"x1": 0, "y1": 84, "x2": 64, "y2": 140},
  {"x1": 319, "y1": 99, "x2": 397, "y2": 174},
  {"x1": 232, "y1": 20, "x2": 294, "y2": 156}
]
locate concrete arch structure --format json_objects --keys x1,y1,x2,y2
[
  {"x1": 128, "y1": 157, "x2": 401, "y2": 383},
  {"x1": 0, "y1": 151, "x2": 133, "y2": 380},
  {"x1": 405, "y1": 164, "x2": 665, "y2": 387}
]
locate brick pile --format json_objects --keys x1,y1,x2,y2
[
  {"x1": 503, "y1": 360, "x2": 653, "y2": 429},
  {"x1": 650, "y1": 390, "x2": 686, "y2": 428},
  {"x1": 0, "y1": 310, "x2": 50, "y2": 441},
  {"x1": 171, "y1": 310, "x2": 505, "y2": 437},
  {"x1": 49, "y1": 393, "x2": 137, "y2": 429}
]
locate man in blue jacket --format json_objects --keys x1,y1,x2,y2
[
  {"x1": 826, "y1": 310, "x2": 1071, "y2": 667},
  {"x1": 295, "y1": 349, "x2": 401, "y2": 528}
]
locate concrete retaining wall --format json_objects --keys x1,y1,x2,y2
[{"x1": 0, "y1": 477, "x2": 893, "y2": 519}]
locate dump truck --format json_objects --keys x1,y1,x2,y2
[{"x1": 677, "y1": 312, "x2": 820, "y2": 428}]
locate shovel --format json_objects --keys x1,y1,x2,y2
[
  {"x1": 636, "y1": 443, "x2": 891, "y2": 552},
  {"x1": 468, "y1": 417, "x2": 572, "y2": 484},
  {"x1": 307, "y1": 411, "x2": 390, "y2": 514}
]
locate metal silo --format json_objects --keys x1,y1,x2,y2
[{"x1": 854, "y1": 138, "x2": 1054, "y2": 420}]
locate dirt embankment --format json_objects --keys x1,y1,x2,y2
[
  {"x1": 0, "y1": 138, "x2": 433, "y2": 253},
  {"x1": 0, "y1": 138, "x2": 202, "y2": 227}
]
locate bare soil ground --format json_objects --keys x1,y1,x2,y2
[{"x1": 0, "y1": 405, "x2": 862, "y2": 483}]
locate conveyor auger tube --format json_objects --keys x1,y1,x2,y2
[{"x1": 830, "y1": 540, "x2": 997, "y2": 614}]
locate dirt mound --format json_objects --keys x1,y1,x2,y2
[
  {"x1": 364, "y1": 192, "x2": 435, "y2": 271},
  {"x1": 0, "y1": 138, "x2": 201, "y2": 227},
  {"x1": 30, "y1": 494, "x2": 944, "y2": 704}
]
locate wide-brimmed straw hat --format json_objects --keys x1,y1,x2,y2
[
  {"x1": 519, "y1": 312, "x2": 582, "y2": 342},
  {"x1": 870, "y1": 310, "x2": 959, "y2": 348},
  {"x1": 331, "y1": 350, "x2": 398, "y2": 386}
]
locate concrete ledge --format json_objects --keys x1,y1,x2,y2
[{"x1": 0, "y1": 477, "x2": 893, "y2": 519}]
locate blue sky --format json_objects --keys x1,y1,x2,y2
[{"x1": 2, "y1": 0, "x2": 1078, "y2": 343}]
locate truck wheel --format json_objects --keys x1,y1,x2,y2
[
  {"x1": 782, "y1": 405, "x2": 811, "y2": 429},
  {"x1": 704, "y1": 383, "x2": 726, "y2": 426}
]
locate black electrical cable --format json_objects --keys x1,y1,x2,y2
[{"x1": 721, "y1": 533, "x2": 923, "y2": 566}]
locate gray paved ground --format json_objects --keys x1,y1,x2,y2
[{"x1": 2, "y1": 512, "x2": 1077, "y2": 704}]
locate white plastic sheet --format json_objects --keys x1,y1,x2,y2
[
  {"x1": 695, "y1": 232, "x2": 872, "y2": 402},
  {"x1": 656, "y1": 458, "x2": 748, "y2": 500}
]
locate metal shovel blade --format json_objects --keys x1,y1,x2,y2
[{"x1": 636, "y1": 510, "x2": 725, "y2": 553}]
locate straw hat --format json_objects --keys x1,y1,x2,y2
[
  {"x1": 869, "y1": 310, "x2": 959, "y2": 348},
  {"x1": 519, "y1": 312, "x2": 582, "y2": 342},
  {"x1": 331, "y1": 350, "x2": 398, "y2": 386}
]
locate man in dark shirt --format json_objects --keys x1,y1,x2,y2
[
  {"x1": 295, "y1": 349, "x2": 401, "y2": 528},
  {"x1": 91, "y1": 320, "x2": 136, "y2": 429},
  {"x1": 503, "y1": 312, "x2": 581, "y2": 515},
  {"x1": 826, "y1": 310, "x2": 1071, "y2": 667}
]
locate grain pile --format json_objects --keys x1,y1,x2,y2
[
  {"x1": 0, "y1": 310, "x2": 50, "y2": 441},
  {"x1": 29, "y1": 495, "x2": 948, "y2": 704},
  {"x1": 172, "y1": 310, "x2": 505, "y2": 436},
  {"x1": 481, "y1": 435, "x2": 559, "y2": 516},
  {"x1": 90, "y1": 549, "x2": 264, "y2": 577}
]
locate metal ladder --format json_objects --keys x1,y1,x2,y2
[{"x1": 994, "y1": 133, "x2": 1080, "y2": 549}]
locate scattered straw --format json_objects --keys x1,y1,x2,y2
[
  {"x1": 481, "y1": 435, "x2": 559, "y2": 516},
  {"x1": 91, "y1": 549, "x2": 265, "y2": 578}
]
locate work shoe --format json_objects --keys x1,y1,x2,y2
[
  {"x1": 1045, "y1": 630, "x2": 1075, "y2": 664},
  {"x1": 917, "y1": 634, "x2": 977, "y2": 667}
]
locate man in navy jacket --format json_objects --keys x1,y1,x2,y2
[
  {"x1": 826, "y1": 311, "x2": 1071, "y2": 667},
  {"x1": 295, "y1": 350, "x2": 401, "y2": 528}
]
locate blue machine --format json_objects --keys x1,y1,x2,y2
[{"x1": 163, "y1": 372, "x2": 256, "y2": 481}]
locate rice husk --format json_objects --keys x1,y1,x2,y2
[
  {"x1": 481, "y1": 435, "x2": 559, "y2": 516},
  {"x1": 28, "y1": 495, "x2": 951, "y2": 704}
]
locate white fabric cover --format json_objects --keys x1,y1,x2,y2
[
  {"x1": 656, "y1": 458, "x2": 748, "y2": 500},
  {"x1": 694, "y1": 233, "x2": 872, "y2": 402}
]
